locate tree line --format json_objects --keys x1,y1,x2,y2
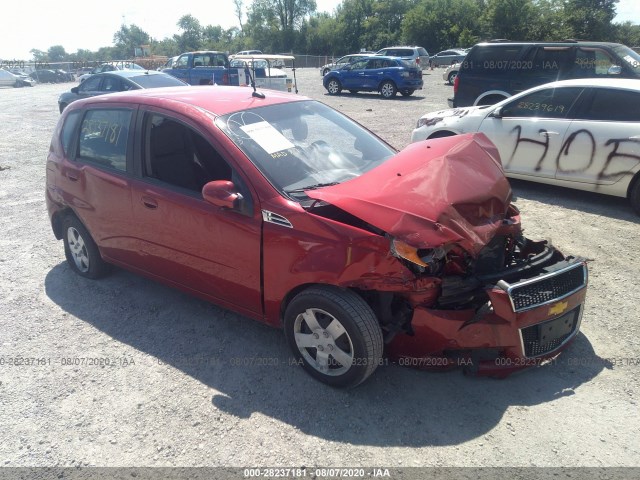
[{"x1": 28, "y1": 0, "x2": 640, "y2": 63}]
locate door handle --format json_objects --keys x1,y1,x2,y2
[
  {"x1": 141, "y1": 196, "x2": 158, "y2": 209},
  {"x1": 66, "y1": 171, "x2": 79, "y2": 181},
  {"x1": 540, "y1": 131, "x2": 560, "y2": 136}
]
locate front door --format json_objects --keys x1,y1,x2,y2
[
  {"x1": 478, "y1": 86, "x2": 586, "y2": 178},
  {"x1": 129, "y1": 109, "x2": 263, "y2": 317}
]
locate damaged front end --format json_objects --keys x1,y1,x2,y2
[{"x1": 306, "y1": 133, "x2": 588, "y2": 375}]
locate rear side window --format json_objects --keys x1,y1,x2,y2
[
  {"x1": 130, "y1": 74, "x2": 186, "y2": 88},
  {"x1": 462, "y1": 46, "x2": 523, "y2": 73},
  {"x1": 78, "y1": 109, "x2": 132, "y2": 172},
  {"x1": 417, "y1": 48, "x2": 429, "y2": 56},
  {"x1": 530, "y1": 47, "x2": 574, "y2": 74},
  {"x1": 579, "y1": 88, "x2": 640, "y2": 121}
]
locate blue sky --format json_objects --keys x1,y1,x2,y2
[{"x1": 0, "y1": 0, "x2": 637, "y2": 61}]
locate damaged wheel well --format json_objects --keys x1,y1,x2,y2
[{"x1": 280, "y1": 284, "x2": 414, "y2": 342}]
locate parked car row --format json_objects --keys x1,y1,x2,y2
[
  {"x1": 57, "y1": 70, "x2": 187, "y2": 112},
  {"x1": 0, "y1": 69, "x2": 35, "y2": 87}
]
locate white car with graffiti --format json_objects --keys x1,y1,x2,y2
[{"x1": 411, "y1": 78, "x2": 640, "y2": 214}]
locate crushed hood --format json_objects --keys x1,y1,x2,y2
[{"x1": 306, "y1": 133, "x2": 513, "y2": 257}]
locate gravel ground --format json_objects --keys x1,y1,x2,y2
[{"x1": 0, "y1": 68, "x2": 639, "y2": 472}]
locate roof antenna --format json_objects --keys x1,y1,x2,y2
[{"x1": 247, "y1": 61, "x2": 265, "y2": 98}]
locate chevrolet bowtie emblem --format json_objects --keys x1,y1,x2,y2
[{"x1": 549, "y1": 301, "x2": 569, "y2": 316}]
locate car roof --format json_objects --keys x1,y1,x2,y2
[
  {"x1": 74, "y1": 86, "x2": 310, "y2": 117},
  {"x1": 474, "y1": 41, "x2": 625, "y2": 47},
  {"x1": 538, "y1": 78, "x2": 640, "y2": 90},
  {"x1": 99, "y1": 70, "x2": 164, "y2": 79}
]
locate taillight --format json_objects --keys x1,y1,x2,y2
[
  {"x1": 416, "y1": 58, "x2": 420, "y2": 66},
  {"x1": 453, "y1": 74, "x2": 459, "y2": 93},
  {"x1": 222, "y1": 73, "x2": 229, "y2": 85}
]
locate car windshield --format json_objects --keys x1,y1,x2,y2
[
  {"x1": 130, "y1": 74, "x2": 186, "y2": 88},
  {"x1": 216, "y1": 100, "x2": 396, "y2": 197}
]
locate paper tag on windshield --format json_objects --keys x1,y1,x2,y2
[{"x1": 240, "y1": 121, "x2": 294, "y2": 154}]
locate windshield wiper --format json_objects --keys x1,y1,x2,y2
[{"x1": 285, "y1": 182, "x2": 340, "y2": 194}]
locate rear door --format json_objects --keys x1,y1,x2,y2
[
  {"x1": 58, "y1": 105, "x2": 137, "y2": 264},
  {"x1": 554, "y1": 87, "x2": 640, "y2": 187}
]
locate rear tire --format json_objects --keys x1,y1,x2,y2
[
  {"x1": 59, "y1": 103, "x2": 68, "y2": 114},
  {"x1": 284, "y1": 286, "x2": 383, "y2": 388},
  {"x1": 62, "y1": 215, "x2": 111, "y2": 279},
  {"x1": 447, "y1": 71, "x2": 457, "y2": 85}
]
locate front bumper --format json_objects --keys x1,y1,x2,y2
[{"x1": 386, "y1": 259, "x2": 588, "y2": 376}]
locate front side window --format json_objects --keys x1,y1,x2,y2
[
  {"x1": 101, "y1": 76, "x2": 123, "y2": 92},
  {"x1": 350, "y1": 59, "x2": 368, "y2": 70},
  {"x1": 501, "y1": 87, "x2": 584, "y2": 119},
  {"x1": 175, "y1": 56, "x2": 189, "y2": 69},
  {"x1": 79, "y1": 76, "x2": 102, "y2": 92},
  {"x1": 143, "y1": 113, "x2": 253, "y2": 214},
  {"x1": 216, "y1": 100, "x2": 395, "y2": 197},
  {"x1": 574, "y1": 48, "x2": 618, "y2": 76},
  {"x1": 77, "y1": 109, "x2": 132, "y2": 171}
]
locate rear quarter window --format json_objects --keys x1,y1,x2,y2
[{"x1": 61, "y1": 111, "x2": 81, "y2": 156}]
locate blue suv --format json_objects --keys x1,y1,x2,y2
[{"x1": 322, "y1": 56, "x2": 423, "y2": 98}]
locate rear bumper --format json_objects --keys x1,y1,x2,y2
[{"x1": 386, "y1": 259, "x2": 588, "y2": 376}]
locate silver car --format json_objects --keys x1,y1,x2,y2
[
  {"x1": 320, "y1": 54, "x2": 372, "y2": 76},
  {"x1": 375, "y1": 46, "x2": 430, "y2": 70},
  {"x1": 430, "y1": 49, "x2": 467, "y2": 67}
]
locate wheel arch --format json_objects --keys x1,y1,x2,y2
[
  {"x1": 427, "y1": 129, "x2": 459, "y2": 139},
  {"x1": 51, "y1": 207, "x2": 79, "y2": 240},
  {"x1": 474, "y1": 90, "x2": 510, "y2": 106},
  {"x1": 626, "y1": 169, "x2": 640, "y2": 199}
]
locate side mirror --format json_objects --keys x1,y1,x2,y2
[
  {"x1": 71, "y1": 87, "x2": 79, "y2": 94},
  {"x1": 608, "y1": 65, "x2": 622, "y2": 75},
  {"x1": 202, "y1": 180, "x2": 242, "y2": 209},
  {"x1": 490, "y1": 107, "x2": 503, "y2": 118}
]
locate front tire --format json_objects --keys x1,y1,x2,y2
[
  {"x1": 379, "y1": 81, "x2": 397, "y2": 99},
  {"x1": 326, "y1": 78, "x2": 342, "y2": 95},
  {"x1": 62, "y1": 215, "x2": 110, "y2": 279},
  {"x1": 284, "y1": 286, "x2": 383, "y2": 388},
  {"x1": 401, "y1": 89, "x2": 415, "y2": 97}
]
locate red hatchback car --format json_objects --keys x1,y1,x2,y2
[{"x1": 46, "y1": 86, "x2": 588, "y2": 387}]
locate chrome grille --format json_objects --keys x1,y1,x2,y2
[{"x1": 503, "y1": 262, "x2": 587, "y2": 312}]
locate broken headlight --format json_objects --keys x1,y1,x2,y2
[{"x1": 390, "y1": 238, "x2": 446, "y2": 275}]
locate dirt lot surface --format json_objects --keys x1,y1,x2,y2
[{"x1": 0, "y1": 68, "x2": 639, "y2": 473}]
